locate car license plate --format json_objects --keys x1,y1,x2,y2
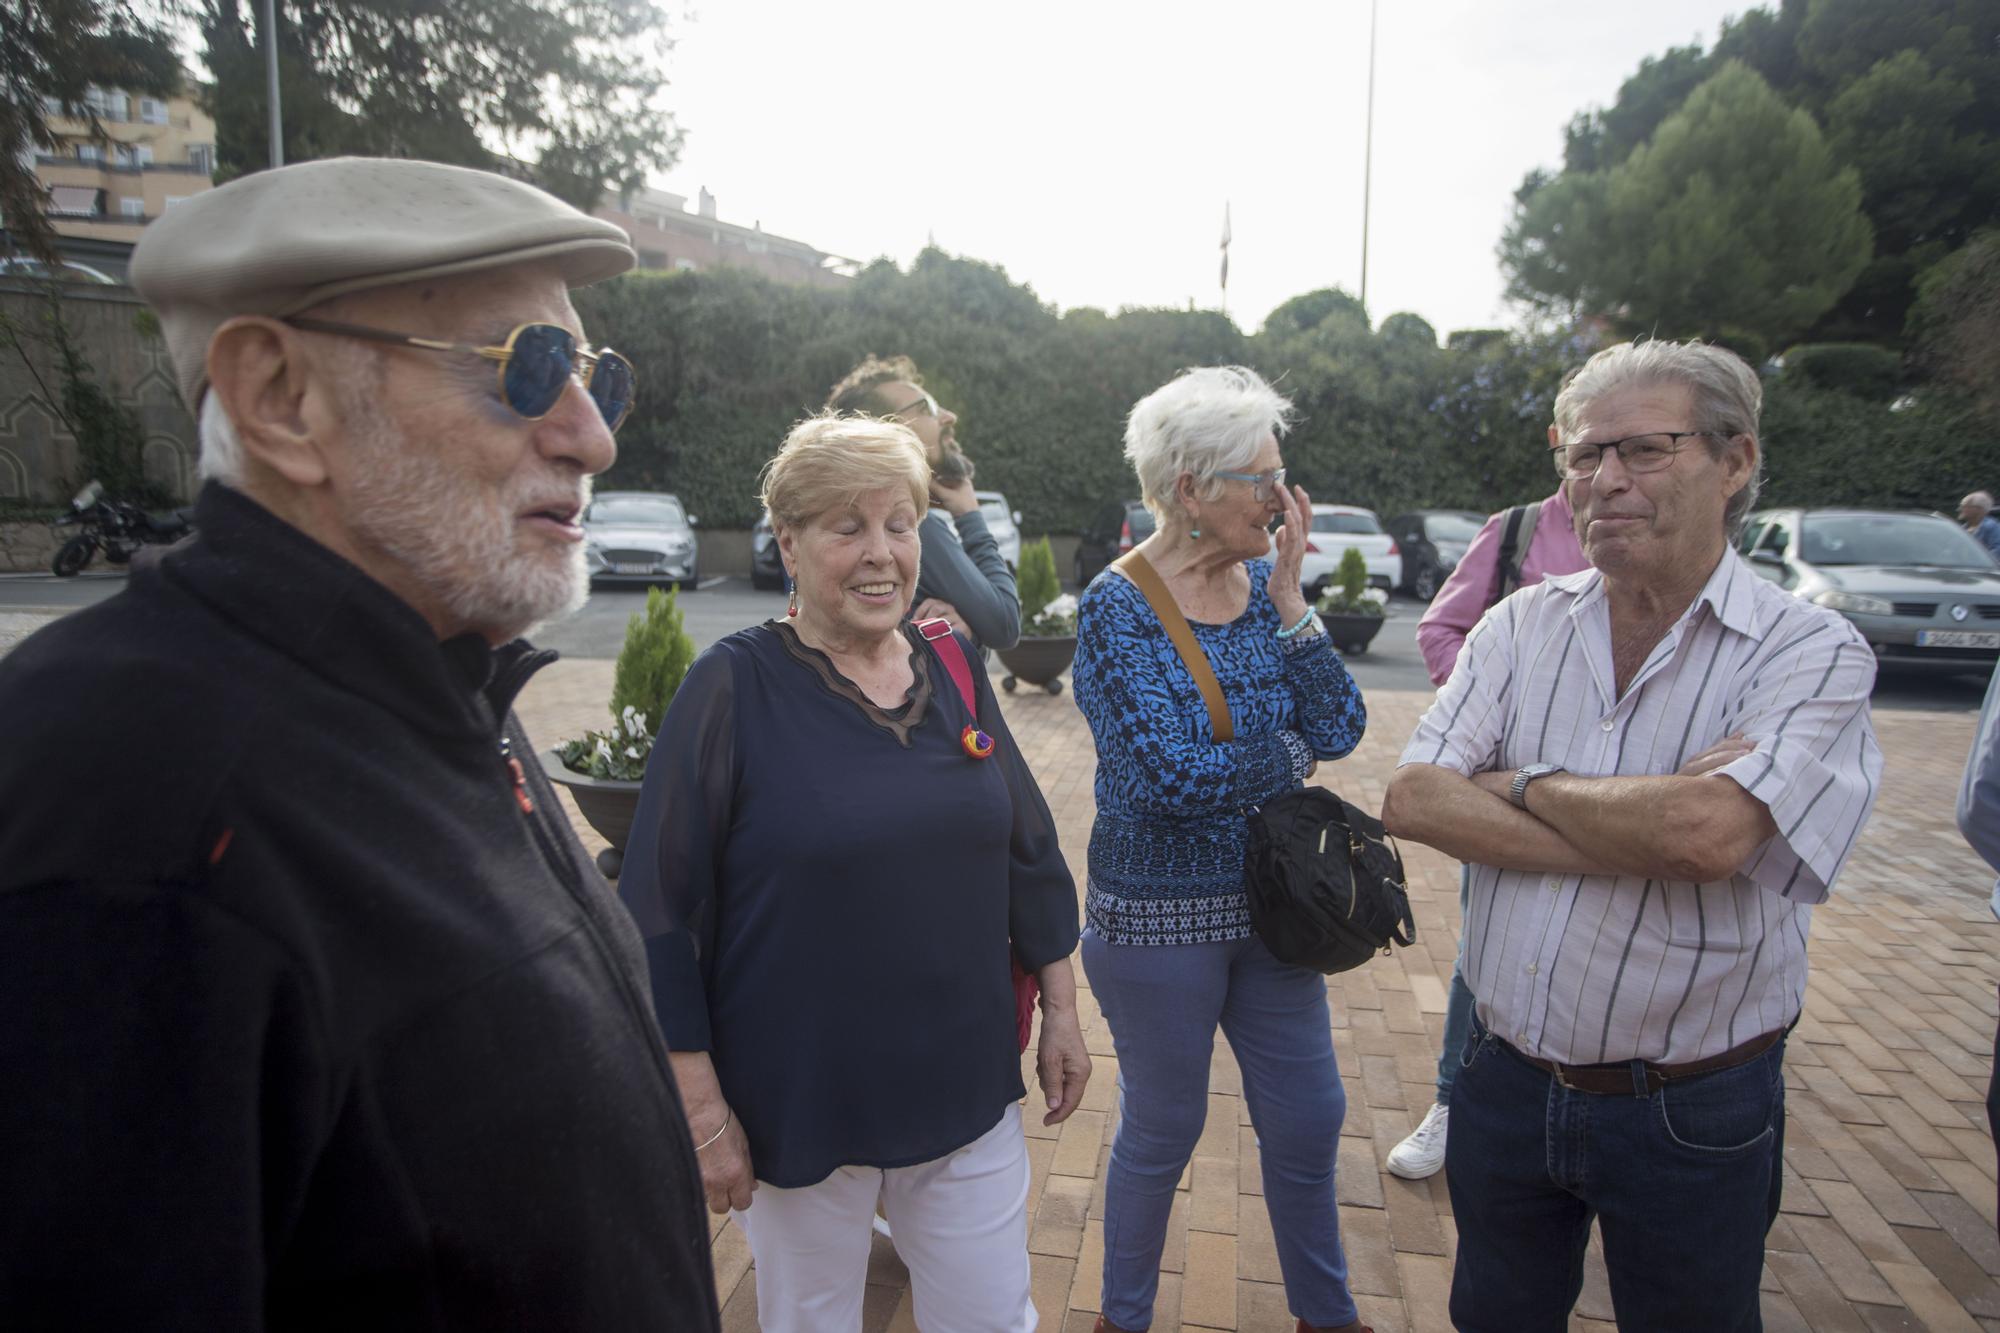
[
  {"x1": 1916, "y1": 630, "x2": 2000, "y2": 648},
  {"x1": 612, "y1": 562, "x2": 653, "y2": 575}
]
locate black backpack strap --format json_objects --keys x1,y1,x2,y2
[{"x1": 1490, "y1": 504, "x2": 1531, "y2": 607}]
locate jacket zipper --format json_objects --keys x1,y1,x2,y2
[{"x1": 497, "y1": 736, "x2": 534, "y2": 813}]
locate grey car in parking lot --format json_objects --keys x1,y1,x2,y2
[
  {"x1": 583, "y1": 491, "x2": 699, "y2": 589},
  {"x1": 1741, "y1": 507, "x2": 2000, "y2": 675}
]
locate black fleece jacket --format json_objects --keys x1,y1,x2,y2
[{"x1": 0, "y1": 483, "x2": 720, "y2": 1332}]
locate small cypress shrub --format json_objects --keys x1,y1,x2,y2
[
  {"x1": 1017, "y1": 536, "x2": 1061, "y2": 625},
  {"x1": 560, "y1": 585, "x2": 697, "y2": 780},
  {"x1": 1316, "y1": 547, "x2": 1385, "y2": 617}
]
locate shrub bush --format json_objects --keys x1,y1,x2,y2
[
  {"x1": 1782, "y1": 343, "x2": 1902, "y2": 402},
  {"x1": 560, "y1": 585, "x2": 697, "y2": 780}
]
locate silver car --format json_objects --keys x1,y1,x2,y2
[
  {"x1": 1741, "y1": 507, "x2": 2000, "y2": 675},
  {"x1": 976, "y1": 490, "x2": 1022, "y2": 571},
  {"x1": 583, "y1": 491, "x2": 699, "y2": 589}
]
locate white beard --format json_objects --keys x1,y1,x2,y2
[{"x1": 341, "y1": 403, "x2": 591, "y2": 642}]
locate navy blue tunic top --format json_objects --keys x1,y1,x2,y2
[{"x1": 618, "y1": 621, "x2": 1079, "y2": 1188}]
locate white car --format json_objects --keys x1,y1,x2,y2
[
  {"x1": 1295, "y1": 504, "x2": 1401, "y2": 596},
  {"x1": 975, "y1": 490, "x2": 1022, "y2": 570}
]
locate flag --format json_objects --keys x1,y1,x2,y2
[{"x1": 1219, "y1": 202, "x2": 1231, "y2": 291}]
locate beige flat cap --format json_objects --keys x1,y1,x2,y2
[{"x1": 130, "y1": 156, "x2": 635, "y2": 407}]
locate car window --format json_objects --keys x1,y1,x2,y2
[
  {"x1": 1126, "y1": 504, "x2": 1156, "y2": 540},
  {"x1": 1738, "y1": 520, "x2": 1767, "y2": 556},
  {"x1": 1311, "y1": 512, "x2": 1382, "y2": 535},
  {"x1": 1424, "y1": 514, "x2": 1483, "y2": 542},
  {"x1": 979, "y1": 499, "x2": 1011, "y2": 526},
  {"x1": 1800, "y1": 513, "x2": 1994, "y2": 568},
  {"x1": 587, "y1": 496, "x2": 685, "y2": 526},
  {"x1": 1758, "y1": 520, "x2": 1791, "y2": 554}
]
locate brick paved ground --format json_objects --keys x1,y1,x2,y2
[{"x1": 518, "y1": 663, "x2": 2000, "y2": 1333}]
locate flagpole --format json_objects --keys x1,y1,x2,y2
[
  {"x1": 1360, "y1": 0, "x2": 1376, "y2": 313},
  {"x1": 263, "y1": 0, "x2": 284, "y2": 167}
]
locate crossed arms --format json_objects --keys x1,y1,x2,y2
[{"x1": 1382, "y1": 736, "x2": 1779, "y2": 885}]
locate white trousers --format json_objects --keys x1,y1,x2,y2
[{"x1": 735, "y1": 1102, "x2": 1037, "y2": 1333}]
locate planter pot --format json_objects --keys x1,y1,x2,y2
[
  {"x1": 1320, "y1": 613, "x2": 1385, "y2": 655},
  {"x1": 540, "y1": 749, "x2": 642, "y2": 879},
  {"x1": 996, "y1": 634, "x2": 1078, "y2": 695}
]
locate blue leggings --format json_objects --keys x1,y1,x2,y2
[{"x1": 1082, "y1": 927, "x2": 1359, "y2": 1331}]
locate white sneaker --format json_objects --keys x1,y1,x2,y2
[{"x1": 1385, "y1": 1102, "x2": 1449, "y2": 1179}]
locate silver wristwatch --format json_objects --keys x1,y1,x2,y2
[{"x1": 1509, "y1": 762, "x2": 1565, "y2": 809}]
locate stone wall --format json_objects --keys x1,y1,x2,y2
[
  {"x1": 0, "y1": 281, "x2": 196, "y2": 506},
  {"x1": 0, "y1": 518, "x2": 59, "y2": 572}
]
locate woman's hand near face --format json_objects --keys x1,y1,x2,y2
[{"x1": 1268, "y1": 482, "x2": 1313, "y2": 626}]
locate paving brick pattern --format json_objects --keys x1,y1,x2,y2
[{"x1": 518, "y1": 664, "x2": 2000, "y2": 1332}]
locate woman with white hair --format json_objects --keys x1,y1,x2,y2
[
  {"x1": 617, "y1": 413, "x2": 1091, "y2": 1332},
  {"x1": 1072, "y1": 367, "x2": 1371, "y2": 1333}
]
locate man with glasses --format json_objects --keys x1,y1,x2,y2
[
  {"x1": 0, "y1": 159, "x2": 719, "y2": 1329},
  {"x1": 828, "y1": 356, "x2": 1019, "y2": 651},
  {"x1": 1381, "y1": 340, "x2": 1881, "y2": 1330}
]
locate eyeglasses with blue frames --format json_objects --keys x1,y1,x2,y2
[
  {"x1": 285, "y1": 317, "x2": 637, "y2": 433},
  {"x1": 1214, "y1": 466, "x2": 1288, "y2": 502},
  {"x1": 1551, "y1": 431, "x2": 1715, "y2": 479}
]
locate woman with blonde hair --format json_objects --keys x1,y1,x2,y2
[{"x1": 618, "y1": 413, "x2": 1090, "y2": 1333}]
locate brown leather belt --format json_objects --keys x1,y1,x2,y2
[{"x1": 1502, "y1": 1026, "x2": 1786, "y2": 1096}]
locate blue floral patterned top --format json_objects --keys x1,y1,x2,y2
[{"x1": 1071, "y1": 558, "x2": 1368, "y2": 945}]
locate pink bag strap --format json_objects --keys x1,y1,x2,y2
[{"x1": 917, "y1": 617, "x2": 979, "y2": 718}]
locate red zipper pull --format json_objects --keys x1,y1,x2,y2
[{"x1": 499, "y1": 737, "x2": 535, "y2": 814}]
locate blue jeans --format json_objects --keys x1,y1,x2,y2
[
  {"x1": 1082, "y1": 927, "x2": 1359, "y2": 1331},
  {"x1": 1445, "y1": 1014, "x2": 1786, "y2": 1332},
  {"x1": 1435, "y1": 865, "x2": 1476, "y2": 1103}
]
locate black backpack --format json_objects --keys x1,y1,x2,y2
[{"x1": 1244, "y1": 787, "x2": 1416, "y2": 975}]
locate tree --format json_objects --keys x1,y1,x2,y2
[
  {"x1": 0, "y1": 0, "x2": 181, "y2": 262},
  {"x1": 1504, "y1": 62, "x2": 1873, "y2": 349},
  {"x1": 1907, "y1": 228, "x2": 2000, "y2": 422},
  {"x1": 199, "y1": 0, "x2": 682, "y2": 208}
]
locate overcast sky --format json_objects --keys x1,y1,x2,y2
[{"x1": 649, "y1": 0, "x2": 1754, "y2": 336}]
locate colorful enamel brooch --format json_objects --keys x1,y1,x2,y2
[{"x1": 961, "y1": 724, "x2": 996, "y2": 759}]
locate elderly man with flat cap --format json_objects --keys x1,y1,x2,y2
[{"x1": 0, "y1": 159, "x2": 720, "y2": 1330}]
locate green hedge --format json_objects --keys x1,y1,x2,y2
[
  {"x1": 571, "y1": 254, "x2": 1971, "y2": 532},
  {"x1": 1782, "y1": 343, "x2": 1903, "y2": 402}
]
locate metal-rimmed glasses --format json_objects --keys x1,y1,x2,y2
[
  {"x1": 1551, "y1": 431, "x2": 1715, "y2": 480},
  {"x1": 1215, "y1": 466, "x2": 1288, "y2": 501},
  {"x1": 285, "y1": 317, "x2": 637, "y2": 432},
  {"x1": 886, "y1": 388, "x2": 942, "y2": 420}
]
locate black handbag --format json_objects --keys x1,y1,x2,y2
[
  {"x1": 1244, "y1": 786, "x2": 1416, "y2": 975},
  {"x1": 1111, "y1": 551, "x2": 1416, "y2": 976}
]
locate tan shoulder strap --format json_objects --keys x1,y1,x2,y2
[{"x1": 1111, "y1": 550, "x2": 1234, "y2": 742}]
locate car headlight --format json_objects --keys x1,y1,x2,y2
[{"x1": 1813, "y1": 590, "x2": 1893, "y2": 617}]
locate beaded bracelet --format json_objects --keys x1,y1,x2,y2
[{"x1": 1275, "y1": 607, "x2": 1318, "y2": 640}]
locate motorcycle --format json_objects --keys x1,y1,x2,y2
[{"x1": 50, "y1": 481, "x2": 195, "y2": 577}]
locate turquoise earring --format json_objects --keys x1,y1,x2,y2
[{"x1": 1191, "y1": 526, "x2": 1202, "y2": 539}]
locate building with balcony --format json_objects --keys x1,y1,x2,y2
[
  {"x1": 596, "y1": 186, "x2": 856, "y2": 289},
  {"x1": 31, "y1": 82, "x2": 217, "y2": 262}
]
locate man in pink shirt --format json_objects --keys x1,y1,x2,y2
[{"x1": 1386, "y1": 484, "x2": 1588, "y2": 1180}]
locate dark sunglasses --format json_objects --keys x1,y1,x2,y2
[{"x1": 286, "y1": 317, "x2": 637, "y2": 432}]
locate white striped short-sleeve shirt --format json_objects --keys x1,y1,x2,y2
[{"x1": 1400, "y1": 549, "x2": 1883, "y2": 1065}]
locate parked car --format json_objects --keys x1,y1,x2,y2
[
  {"x1": 750, "y1": 510, "x2": 784, "y2": 590},
  {"x1": 1386, "y1": 509, "x2": 1485, "y2": 601},
  {"x1": 0, "y1": 257, "x2": 119, "y2": 285},
  {"x1": 1074, "y1": 500, "x2": 1156, "y2": 586},
  {"x1": 1297, "y1": 505, "x2": 1401, "y2": 597},
  {"x1": 1741, "y1": 507, "x2": 2000, "y2": 674},
  {"x1": 976, "y1": 490, "x2": 1023, "y2": 570},
  {"x1": 582, "y1": 491, "x2": 699, "y2": 589}
]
